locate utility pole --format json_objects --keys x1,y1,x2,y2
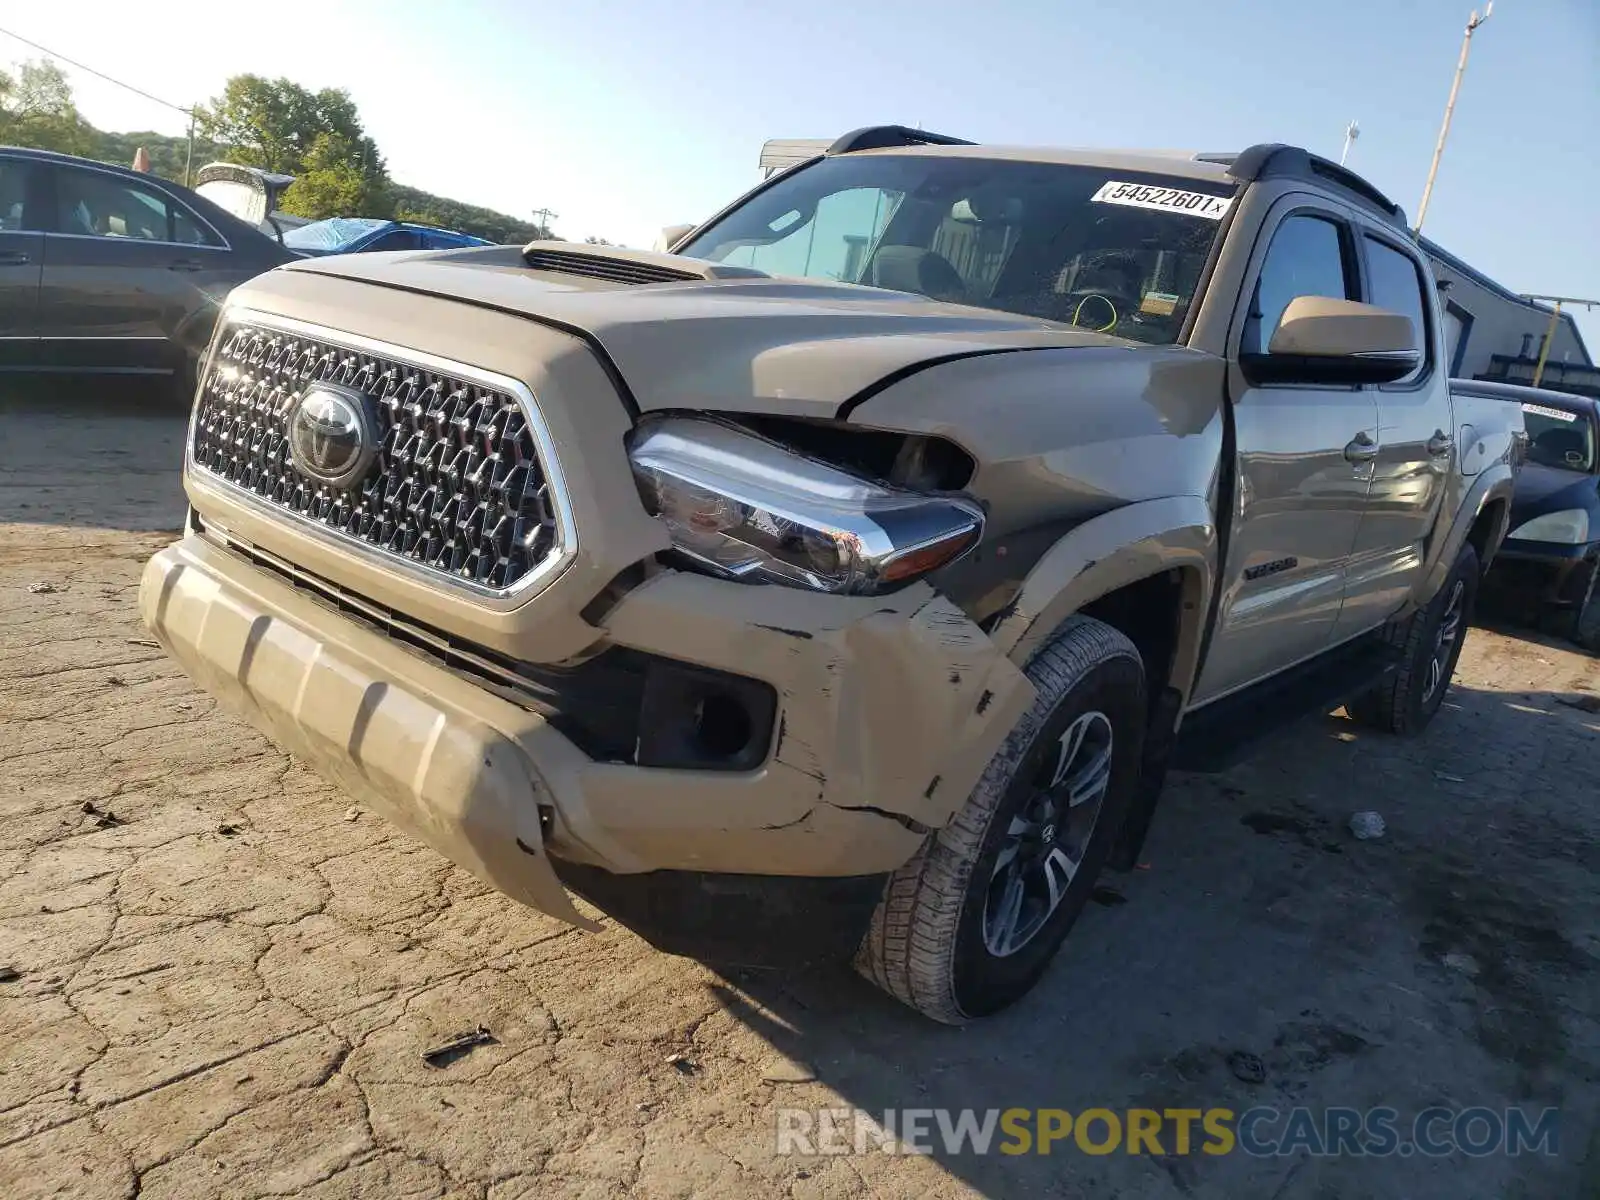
[
  {"x1": 530, "y1": 207, "x2": 559, "y2": 238},
  {"x1": 1339, "y1": 121, "x2": 1359, "y2": 166},
  {"x1": 1415, "y1": 3, "x2": 1494, "y2": 235},
  {"x1": 1520, "y1": 293, "x2": 1600, "y2": 388}
]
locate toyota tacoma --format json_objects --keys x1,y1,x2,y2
[{"x1": 141, "y1": 127, "x2": 1523, "y2": 1023}]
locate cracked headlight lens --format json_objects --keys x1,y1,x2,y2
[{"x1": 629, "y1": 417, "x2": 984, "y2": 594}]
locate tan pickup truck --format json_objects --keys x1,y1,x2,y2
[{"x1": 141, "y1": 128, "x2": 1522, "y2": 1023}]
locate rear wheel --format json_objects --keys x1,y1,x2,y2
[
  {"x1": 1347, "y1": 542, "x2": 1478, "y2": 735},
  {"x1": 855, "y1": 616, "x2": 1146, "y2": 1024}
]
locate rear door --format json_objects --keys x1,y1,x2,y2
[
  {"x1": 1191, "y1": 201, "x2": 1379, "y2": 705},
  {"x1": 1329, "y1": 228, "x2": 1454, "y2": 641},
  {"x1": 0, "y1": 156, "x2": 45, "y2": 367},
  {"x1": 37, "y1": 162, "x2": 231, "y2": 371}
]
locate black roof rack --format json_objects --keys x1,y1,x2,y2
[
  {"x1": 1201, "y1": 144, "x2": 1406, "y2": 226},
  {"x1": 826, "y1": 125, "x2": 975, "y2": 155}
]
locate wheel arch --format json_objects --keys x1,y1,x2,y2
[
  {"x1": 1424, "y1": 464, "x2": 1515, "y2": 602},
  {"x1": 988, "y1": 496, "x2": 1216, "y2": 706}
]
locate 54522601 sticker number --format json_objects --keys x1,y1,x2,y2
[{"x1": 1091, "y1": 181, "x2": 1233, "y2": 220}]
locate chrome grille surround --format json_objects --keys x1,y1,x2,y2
[{"x1": 185, "y1": 309, "x2": 575, "y2": 606}]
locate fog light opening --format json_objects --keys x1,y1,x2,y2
[{"x1": 693, "y1": 691, "x2": 754, "y2": 761}]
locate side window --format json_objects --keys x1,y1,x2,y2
[
  {"x1": 1242, "y1": 214, "x2": 1355, "y2": 357},
  {"x1": 56, "y1": 167, "x2": 173, "y2": 241},
  {"x1": 1363, "y1": 236, "x2": 1431, "y2": 384},
  {"x1": 0, "y1": 159, "x2": 37, "y2": 232},
  {"x1": 171, "y1": 202, "x2": 223, "y2": 248},
  {"x1": 368, "y1": 229, "x2": 422, "y2": 252}
]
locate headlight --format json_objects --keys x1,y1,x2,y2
[
  {"x1": 1508, "y1": 509, "x2": 1590, "y2": 545},
  {"x1": 629, "y1": 417, "x2": 984, "y2": 594}
]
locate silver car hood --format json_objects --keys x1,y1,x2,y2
[{"x1": 283, "y1": 246, "x2": 1140, "y2": 418}]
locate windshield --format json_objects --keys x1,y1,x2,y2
[
  {"x1": 1521, "y1": 401, "x2": 1597, "y2": 471},
  {"x1": 678, "y1": 154, "x2": 1237, "y2": 344},
  {"x1": 283, "y1": 217, "x2": 390, "y2": 252}
]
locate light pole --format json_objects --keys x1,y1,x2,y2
[
  {"x1": 531, "y1": 207, "x2": 559, "y2": 238},
  {"x1": 1415, "y1": 3, "x2": 1494, "y2": 235},
  {"x1": 1340, "y1": 121, "x2": 1359, "y2": 166},
  {"x1": 1520, "y1": 293, "x2": 1600, "y2": 388}
]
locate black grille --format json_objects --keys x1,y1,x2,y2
[
  {"x1": 190, "y1": 321, "x2": 564, "y2": 592},
  {"x1": 522, "y1": 247, "x2": 698, "y2": 285}
]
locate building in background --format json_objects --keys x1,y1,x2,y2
[
  {"x1": 754, "y1": 138, "x2": 1596, "y2": 397},
  {"x1": 1419, "y1": 238, "x2": 1596, "y2": 398}
]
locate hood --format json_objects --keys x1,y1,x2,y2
[
  {"x1": 282, "y1": 242, "x2": 1143, "y2": 418},
  {"x1": 1511, "y1": 461, "x2": 1600, "y2": 523}
]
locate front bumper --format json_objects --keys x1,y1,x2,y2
[
  {"x1": 1491, "y1": 538, "x2": 1598, "y2": 607},
  {"x1": 140, "y1": 535, "x2": 1032, "y2": 927}
]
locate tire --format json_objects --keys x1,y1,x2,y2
[
  {"x1": 1572, "y1": 559, "x2": 1600, "y2": 654},
  {"x1": 855, "y1": 616, "x2": 1146, "y2": 1024},
  {"x1": 1347, "y1": 542, "x2": 1479, "y2": 735}
]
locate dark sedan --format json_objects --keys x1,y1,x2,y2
[
  {"x1": 1466, "y1": 379, "x2": 1600, "y2": 649},
  {"x1": 281, "y1": 217, "x2": 492, "y2": 257},
  {"x1": 0, "y1": 146, "x2": 294, "y2": 381}
]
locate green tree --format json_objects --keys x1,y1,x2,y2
[
  {"x1": 280, "y1": 132, "x2": 391, "y2": 220},
  {"x1": 195, "y1": 75, "x2": 388, "y2": 216},
  {"x1": 0, "y1": 59, "x2": 95, "y2": 155}
]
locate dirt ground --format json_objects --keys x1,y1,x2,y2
[{"x1": 2, "y1": 392, "x2": 1597, "y2": 1200}]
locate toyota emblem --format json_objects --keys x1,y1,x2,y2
[{"x1": 287, "y1": 383, "x2": 379, "y2": 491}]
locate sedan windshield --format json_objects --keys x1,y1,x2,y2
[
  {"x1": 678, "y1": 154, "x2": 1237, "y2": 345},
  {"x1": 1522, "y1": 401, "x2": 1597, "y2": 471},
  {"x1": 283, "y1": 217, "x2": 390, "y2": 252}
]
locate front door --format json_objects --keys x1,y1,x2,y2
[
  {"x1": 1329, "y1": 229, "x2": 1454, "y2": 642},
  {"x1": 0, "y1": 156, "x2": 44, "y2": 368},
  {"x1": 1192, "y1": 205, "x2": 1378, "y2": 706}
]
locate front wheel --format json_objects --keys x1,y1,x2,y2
[
  {"x1": 855, "y1": 616, "x2": 1146, "y2": 1024},
  {"x1": 1572, "y1": 559, "x2": 1600, "y2": 653},
  {"x1": 1347, "y1": 541, "x2": 1479, "y2": 735}
]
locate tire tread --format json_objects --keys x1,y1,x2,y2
[{"x1": 855, "y1": 616, "x2": 1142, "y2": 1024}]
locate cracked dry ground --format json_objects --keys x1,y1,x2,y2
[{"x1": 3, "y1": 399, "x2": 1599, "y2": 1200}]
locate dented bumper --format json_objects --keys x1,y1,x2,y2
[{"x1": 140, "y1": 535, "x2": 1033, "y2": 925}]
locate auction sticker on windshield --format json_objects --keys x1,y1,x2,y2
[
  {"x1": 1522, "y1": 402, "x2": 1578, "y2": 423},
  {"x1": 1092, "y1": 182, "x2": 1233, "y2": 220}
]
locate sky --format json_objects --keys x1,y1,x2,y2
[{"x1": 5, "y1": 0, "x2": 1598, "y2": 346}]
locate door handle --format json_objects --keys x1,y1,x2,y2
[
  {"x1": 1427, "y1": 430, "x2": 1455, "y2": 457},
  {"x1": 168, "y1": 259, "x2": 204, "y2": 272},
  {"x1": 0, "y1": 250, "x2": 29, "y2": 266},
  {"x1": 1344, "y1": 431, "x2": 1379, "y2": 463}
]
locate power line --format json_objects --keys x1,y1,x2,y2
[{"x1": 0, "y1": 25, "x2": 192, "y2": 115}]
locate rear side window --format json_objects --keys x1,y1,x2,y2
[
  {"x1": 0, "y1": 159, "x2": 37, "y2": 232},
  {"x1": 1364, "y1": 236, "x2": 1431, "y2": 384},
  {"x1": 53, "y1": 166, "x2": 222, "y2": 247},
  {"x1": 367, "y1": 229, "x2": 422, "y2": 251},
  {"x1": 1242, "y1": 214, "x2": 1354, "y2": 358}
]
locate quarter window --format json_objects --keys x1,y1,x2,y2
[
  {"x1": 1363, "y1": 236, "x2": 1431, "y2": 384},
  {"x1": 1243, "y1": 214, "x2": 1355, "y2": 358}
]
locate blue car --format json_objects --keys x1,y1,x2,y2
[{"x1": 282, "y1": 217, "x2": 493, "y2": 257}]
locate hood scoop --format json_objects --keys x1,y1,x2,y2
[{"x1": 520, "y1": 241, "x2": 769, "y2": 286}]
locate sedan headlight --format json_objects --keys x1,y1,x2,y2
[
  {"x1": 629, "y1": 417, "x2": 984, "y2": 594},
  {"x1": 1508, "y1": 509, "x2": 1590, "y2": 545}
]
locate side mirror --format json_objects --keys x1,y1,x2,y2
[
  {"x1": 1242, "y1": 296, "x2": 1420, "y2": 387},
  {"x1": 655, "y1": 224, "x2": 695, "y2": 253}
]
